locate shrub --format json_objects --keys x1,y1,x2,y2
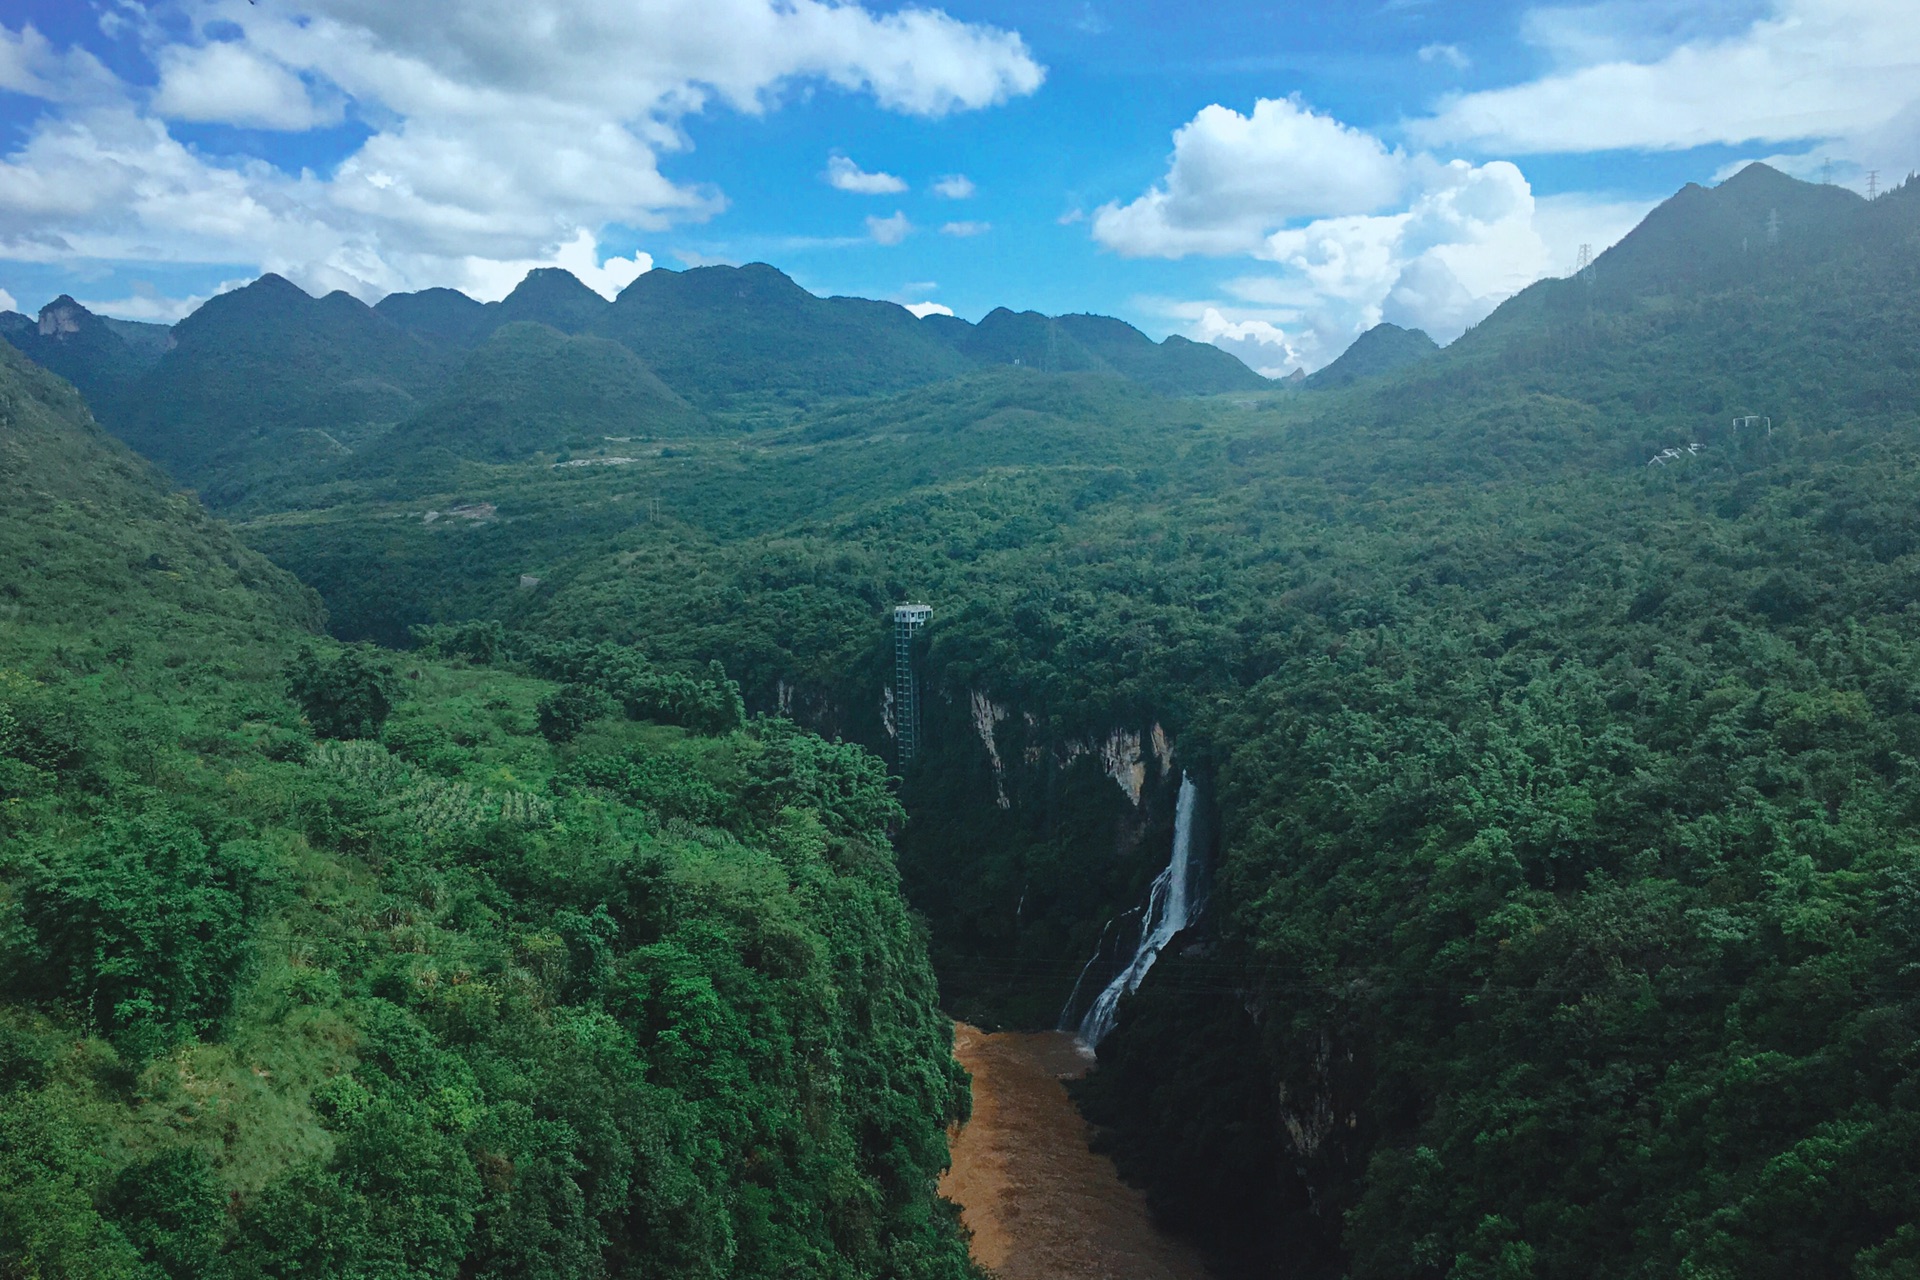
[
  {"x1": 536, "y1": 683, "x2": 616, "y2": 743},
  {"x1": 8, "y1": 812, "x2": 254, "y2": 1056}
]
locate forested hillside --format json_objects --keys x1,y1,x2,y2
[
  {"x1": 7, "y1": 163, "x2": 1920, "y2": 1279},
  {"x1": 0, "y1": 341, "x2": 978, "y2": 1278},
  {"x1": 10, "y1": 261, "x2": 1270, "y2": 510}
]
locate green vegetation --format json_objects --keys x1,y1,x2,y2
[
  {"x1": 0, "y1": 340, "x2": 977, "y2": 1278},
  {"x1": 1302, "y1": 320, "x2": 1437, "y2": 389},
  {"x1": 10, "y1": 163, "x2": 1920, "y2": 1279},
  {"x1": 368, "y1": 322, "x2": 713, "y2": 465}
]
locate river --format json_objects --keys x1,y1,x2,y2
[{"x1": 941, "y1": 1023, "x2": 1213, "y2": 1280}]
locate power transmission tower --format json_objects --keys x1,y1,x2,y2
[
  {"x1": 1822, "y1": 157, "x2": 1833, "y2": 185},
  {"x1": 1575, "y1": 243, "x2": 1592, "y2": 276},
  {"x1": 1867, "y1": 170, "x2": 1880, "y2": 200}
]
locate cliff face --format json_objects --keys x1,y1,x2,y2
[{"x1": 888, "y1": 677, "x2": 1196, "y2": 1028}]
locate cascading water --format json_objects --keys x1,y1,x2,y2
[{"x1": 1071, "y1": 772, "x2": 1201, "y2": 1046}]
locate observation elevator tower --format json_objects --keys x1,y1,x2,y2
[{"x1": 893, "y1": 604, "x2": 932, "y2": 764}]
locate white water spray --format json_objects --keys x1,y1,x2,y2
[{"x1": 1075, "y1": 772, "x2": 1200, "y2": 1046}]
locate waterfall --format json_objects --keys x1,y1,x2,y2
[{"x1": 1073, "y1": 772, "x2": 1200, "y2": 1047}]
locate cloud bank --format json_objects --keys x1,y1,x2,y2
[{"x1": 0, "y1": 0, "x2": 1044, "y2": 302}]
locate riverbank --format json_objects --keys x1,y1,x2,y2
[{"x1": 941, "y1": 1023, "x2": 1213, "y2": 1280}]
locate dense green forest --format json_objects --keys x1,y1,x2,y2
[
  {"x1": 0, "y1": 342, "x2": 977, "y2": 1278},
  {"x1": 8, "y1": 162, "x2": 1920, "y2": 1278}
]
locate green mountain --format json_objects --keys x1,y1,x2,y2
[
  {"x1": 204, "y1": 163, "x2": 1920, "y2": 1280},
  {"x1": 377, "y1": 270, "x2": 611, "y2": 349},
  {"x1": 492, "y1": 266, "x2": 609, "y2": 333},
  {"x1": 0, "y1": 328, "x2": 977, "y2": 1279},
  {"x1": 591, "y1": 262, "x2": 975, "y2": 413},
  {"x1": 15, "y1": 160, "x2": 1920, "y2": 1280},
  {"x1": 100, "y1": 316, "x2": 175, "y2": 366},
  {"x1": 0, "y1": 340, "x2": 321, "y2": 637},
  {"x1": 371, "y1": 320, "x2": 713, "y2": 464},
  {"x1": 957, "y1": 308, "x2": 1112, "y2": 374},
  {"x1": 1, "y1": 296, "x2": 149, "y2": 411},
  {"x1": 1055, "y1": 313, "x2": 1271, "y2": 393},
  {"x1": 1301, "y1": 320, "x2": 1437, "y2": 389},
  {"x1": 114, "y1": 274, "x2": 454, "y2": 496},
  {"x1": 372, "y1": 285, "x2": 493, "y2": 346},
  {"x1": 912, "y1": 308, "x2": 1270, "y2": 394}
]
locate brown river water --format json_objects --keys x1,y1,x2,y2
[{"x1": 940, "y1": 1023, "x2": 1213, "y2": 1280}]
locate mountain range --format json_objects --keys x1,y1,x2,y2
[
  {"x1": 4, "y1": 260, "x2": 1275, "y2": 503},
  {"x1": 7, "y1": 161, "x2": 1920, "y2": 1280}
]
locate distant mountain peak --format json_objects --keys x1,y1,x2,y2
[
  {"x1": 1304, "y1": 322, "x2": 1438, "y2": 390},
  {"x1": 248, "y1": 272, "x2": 309, "y2": 297},
  {"x1": 37, "y1": 295, "x2": 96, "y2": 338}
]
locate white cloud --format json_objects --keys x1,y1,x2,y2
[
  {"x1": 905, "y1": 300, "x2": 953, "y2": 318},
  {"x1": 1190, "y1": 308, "x2": 1297, "y2": 377},
  {"x1": 1419, "y1": 43, "x2": 1470, "y2": 70},
  {"x1": 940, "y1": 220, "x2": 990, "y2": 237},
  {"x1": 933, "y1": 173, "x2": 976, "y2": 198},
  {"x1": 1094, "y1": 81, "x2": 1675, "y2": 372},
  {"x1": 866, "y1": 211, "x2": 912, "y2": 245},
  {"x1": 0, "y1": 3, "x2": 1043, "y2": 297},
  {"x1": 74, "y1": 279, "x2": 248, "y2": 323},
  {"x1": 151, "y1": 41, "x2": 338, "y2": 131},
  {"x1": 826, "y1": 154, "x2": 908, "y2": 194},
  {"x1": 1092, "y1": 97, "x2": 1407, "y2": 257},
  {"x1": 0, "y1": 23, "x2": 119, "y2": 104},
  {"x1": 1247, "y1": 159, "x2": 1552, "y2": 355},
  {"x1": 1531, "y1": 192, "x2": 1660, "y2": 276},
  {"x1": 1411, "y1": 0, "x2": 1920, "y2": 155},
  {"x1": 447, "y1": 229, "x2": 653, "y2": 302},
  {"x1": 0, "y1": 286, "x2": 17, "y2": 313}
]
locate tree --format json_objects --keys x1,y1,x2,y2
[{"x1": 286, "y1": 644, "x2": 402, "y2": 739}]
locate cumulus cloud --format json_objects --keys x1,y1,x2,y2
[
  {"x1": 151, "y1": 41, "x2": 338, "y2": 131},
  {"x1": 1411, "y1": 0, "x2": 1920, "y2": 155},
  {"x1": 940, "y1": 220, "x2": 989, "y2": 236},
  {"x1": 450, "y1": 229, "x2": 654, "y2": 302},
  {"x1": 866, "y1": 211, "x2": 912, "y2": 245},
  {"x1": 1092, "y1": 97, "x2": 1407, "y2": 258},
  {"x1": 1190, "y1": 309, "x2": 1297, "y2": 377},
  {"x1": 932, "y1": 173, "x2": 976, "y2": 198},
  {"x1": 0, "y1": 2, "x2": 1043, "y2": 297},
  {"x1": 0, "y1": 23, "x2": 119, "y2": 104},
  {"x1": 825, "y1": 154, "x2": 908, "y2": 194},
  {"x1": 1095, "y1": 75, "x2": 1682, "y2": 373},
  {"x1": 905, "y1": 300, "x2": 953, "y2": 318},
  {"x1": 1092, "y1": 93, "x2": 1571, "y2": 367},
  {"x1": 1418, "y1": 43, "x2": 1469, "y2": 70}
]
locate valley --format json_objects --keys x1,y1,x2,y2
[{"x1": 5, "y1": 162, "x2": 1920, "y2": 1278}]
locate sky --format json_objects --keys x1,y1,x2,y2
[{"x1": 1, "y1": 0, "x2": 1915, "y2": 374}]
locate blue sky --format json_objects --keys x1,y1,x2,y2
[{"x1": 2, "y1": 0, "x2": 1914, "y2": 371}]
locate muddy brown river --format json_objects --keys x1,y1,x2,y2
[{"x1": 940, "y1": 1023, "x2": 1213, "y2": 1280}]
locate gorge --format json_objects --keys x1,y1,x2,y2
[{"x1": 5, "y1": 162, "x2": 1920, "y2": 1278}]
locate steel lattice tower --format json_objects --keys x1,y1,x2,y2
[{"x1": 893, "y1": 604, "x2": 932, "y2": 764}]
